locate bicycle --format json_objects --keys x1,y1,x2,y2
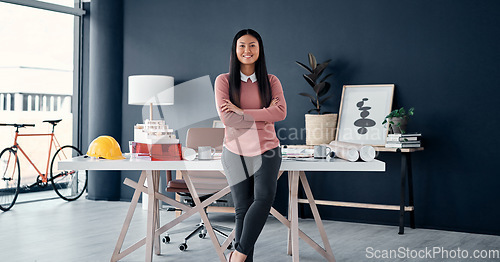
[{"x1": 0, "y1": 119, "x2": 88, "y2": 211}]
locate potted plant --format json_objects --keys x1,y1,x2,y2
[
  {"x1": 382, "y1": 107, "x2": 414, "y2": 134},
  {"x1": 296, "y1": 53, "x2": 337, "y2": 145}
]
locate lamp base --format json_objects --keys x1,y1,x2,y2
[{"x1": 150, "y1": 103, "x2": 153, "y2": 121}]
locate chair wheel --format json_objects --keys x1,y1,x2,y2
[
  {"x1": 198, "y1": 233, "x2": 206, "y2": 239},
  {"x1": 162, "y1": 236, "x2": 170, "y2": 244},
  {"x1": 179, "y1": 243, "x2": 188, "y2": 251}
]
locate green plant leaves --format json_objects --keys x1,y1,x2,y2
[
  {"x1": 296, "y1": 61, "x2": 312, "y2": 73},
  {"x1": 308, "y1": 108, "x2": 321, "y2": 114},
  {"x1": 299, "y1": 93, "x2": 319, "y2": 108},
  {"x1": 306, "y1": 73, "x2": 318, "y2": 83},
  {"x1": 320, "y1": 73, "x2": 333, "y2": 83},
  {"x1": 320, "y1": 94, "x2": 333, "y2": 104},
  {"x1": 310, "y1": 98, "x2": 318, "y2": 108},
  {"x1": 299, "y1": 92, "x2": 316, "y2": 101},
  {"x1": 303, "y1": 74, "x2": 316, "y2": 88},
  {"x1": 315, "y1": 61, "x2": 330, "y2": 77},
  {"x1": 308, "y1": 61, "x2": 331, "y2": 84},
  {"x1": 318, "y1": 82, "x2": 331, "y2": 97},
  {"x1": 297, "y1": 53, "x2": 335, "y2": 115},
  {"x1": 308, "y1": 53, "x2": 317, "y2": 70},
  {"x1": 314, "y1": 82, "x2": 326, "y2": 94},
  {"x1": 384, "y1": 107, "x2": 415, "y2": 120}
]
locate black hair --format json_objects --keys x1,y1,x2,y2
[{"x1": 228, "y1": 29, "x2": 272, "y2": 108}]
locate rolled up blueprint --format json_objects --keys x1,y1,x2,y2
[
  {"x1": 323, "y1": 143, "x2": 359, "y2": 162},
  {"x1": 328, "y1": 141, "x2": 376, "y2": 162}
]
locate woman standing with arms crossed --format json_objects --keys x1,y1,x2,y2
[{"x1": 215, "y1": 29, "x2": 287, "y2": 262}]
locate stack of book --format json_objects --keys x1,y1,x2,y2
[
  {"x1": 385, "y1": 133, "x2": 422, "y2": 148},
  {"x1": 281, "y1": 145, "x2": 314, "y2": 158}
]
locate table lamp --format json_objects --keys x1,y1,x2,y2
[
  {"x1": 128, "y1": 75, "x2": 181, "y2": 162},
  {"x1": 128, "y1": 75, "x2": 174, "y2": 121}
]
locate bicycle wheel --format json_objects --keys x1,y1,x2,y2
[
  {"x1": 50, "y1": 145, "x2": 88, "y2": 201},
  {"x1": 0, "y1": 147, "x2": 20, "y2": 211}
]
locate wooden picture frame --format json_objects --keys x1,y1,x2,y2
[{"x1": 335, "y1": 84, "x2": 395, "y2": 146}]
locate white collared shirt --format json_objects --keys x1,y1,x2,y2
[{"x1": 240, "y1": 71, "x2": 257, "y2": 83}]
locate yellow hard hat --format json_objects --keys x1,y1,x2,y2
[{"x1": 87, "y1": 135, "x2": 125, "y2": 160}]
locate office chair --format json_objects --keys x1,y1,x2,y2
[{"x1": 164, "y1": 127, "x2": 233, "y2": 251}]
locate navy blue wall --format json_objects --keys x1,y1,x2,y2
[{"x1": 113, "y1": 0, "x2": 500, "y2": 235}]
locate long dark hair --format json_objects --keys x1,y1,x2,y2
[{"x1": 228, "y1": 29, "x2": 272, "y2": 108}]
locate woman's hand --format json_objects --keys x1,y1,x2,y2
[
  {"x1": 269, "y1": 97, "x2": 279, "y2": 107},
  {"x1": 263, "y1": 97, "x2": 280, "y2": 125},
  {"x1": 221, "y1": 99, "x2": 244, "y2": 115}
]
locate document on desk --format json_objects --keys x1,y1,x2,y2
[
  {"x1": 283, "y1": 157, "x2": 322, "y2": 162},
  {"x1": 281, "y1": 147, "x2": 314, "y2": 158}
]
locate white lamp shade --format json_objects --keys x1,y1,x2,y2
[{"x1": 128, "y1": 75, "x2": 174, "y2": 105}]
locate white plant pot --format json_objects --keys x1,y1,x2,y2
[{"x1": 305, "y1": 113, "x2": 338, "y2": 145}]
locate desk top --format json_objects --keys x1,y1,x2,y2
[
  {"x1": 284, "y1": 145, "x2": 424, "y2": 153},
  {"x1": 59, "y1": 155, "x2": 385, "y2": 172},
  {"x1": 373, "y1": 146, "x2": 424, "y2": 153}
]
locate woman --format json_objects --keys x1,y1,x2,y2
[{"x1": 215, "y1": 29, "x2": 287, "y2": 262}]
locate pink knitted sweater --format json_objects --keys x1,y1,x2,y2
[{"x1": 214, "y1": 73, "x2": 287, "y2": 156}]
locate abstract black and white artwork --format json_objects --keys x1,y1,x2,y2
[{"x1": 336, "y1": 84, "x2": 394, "y2": 146}]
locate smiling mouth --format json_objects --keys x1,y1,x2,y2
[{"x1": 243, "y1": 55, "x2": 253, "y2": 58}]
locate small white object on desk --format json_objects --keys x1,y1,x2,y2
[
  {"x1": 198, "y1": 146, "x2": 216, "y2": 160},
  {"x1": 281, "y1": 146, "x2": 314, "y2": 158},
  {"x1": 328, "y1": 141, "x2": 376, "y2": 162},
  {"x1": 182, "y1": 147, "x2": 196, "y2": 161}
]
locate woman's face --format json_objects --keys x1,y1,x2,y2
[{"x1": 236, "y1": 34, "x2": 260, "y2": 66}]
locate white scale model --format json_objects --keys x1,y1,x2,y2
[{"x1": 134, "y1": 120, "x2": 179, "y2": 144}]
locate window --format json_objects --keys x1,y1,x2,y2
[
  {"x1": 38, "y1": 0, "x2": 76, "y2": 8},
  {"x1": 0, "y1": 0, "x2": 83, "y2": 200}
]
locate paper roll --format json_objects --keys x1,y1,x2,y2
[
  {"x1": 359, "y1": 146, "x2": 376, "y2": 162},
  {"x1": 328, "y1": 141, "x2": 376, "y2": 162},
  {"x1": 334, "y1": 146, "x2": 359, "y2": 162},
  {"x1": 182, "y1": 147, "x2": 196, "y2": 161}
]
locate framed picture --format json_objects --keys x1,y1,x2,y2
[{"x1": 335, "y1": 84, "x2": 394, "y2": 146}]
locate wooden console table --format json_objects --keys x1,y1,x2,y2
[
  {"x1": 289, "y1": 145, "x2": 423, "y2": 234},
  {"x1": 374, "y1": 146, "x2": 424, "y2": 234}
]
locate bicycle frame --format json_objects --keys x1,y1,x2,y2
[{"x1": 10, "y1": 128, "x2": 63, "y2": 184}]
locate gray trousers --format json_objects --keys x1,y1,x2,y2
[{"x1": 221, "y1": 146, "x2": 282, "y2": 261}]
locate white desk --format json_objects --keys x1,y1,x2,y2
[{"x1": 60, "y1": 156, "x2": 385, "y2": 262}]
